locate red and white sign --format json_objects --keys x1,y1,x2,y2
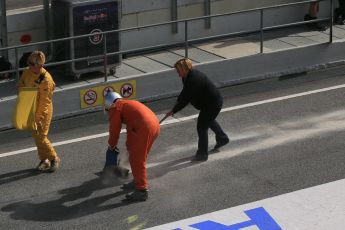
[
  {"x1": 89, "y1": 29, "x2": 103, "y2": 45},
  {"x1": 103, "y1": 86, "x2": 115, "y2": 97},
  {"x1": 83, "y1": 89, "x2": 98, "y2": 105},
  {"x1": 120, "y1": 83, "x2": 133, "y2": 98}
]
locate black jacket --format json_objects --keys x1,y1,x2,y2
[{"x1": 172, "y1": 69, "x2": 222, "y2": 113}]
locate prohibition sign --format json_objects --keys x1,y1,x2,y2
[
  {"x1": 103, "y1": 86, "x2": 115, "y2": 97},
  {"x1": 89, "y1": 29, "x2": 103, "y2": 45},
  {"x1": 120, "y1": 83, "x2": 133, "y2": 98},
  {"x1": 84, "y1": 89, "x2": 98, "y2": 105}
]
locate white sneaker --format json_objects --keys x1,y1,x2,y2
[{"x1": 36, "y1": 159, "x2": 51, "y2": 171}]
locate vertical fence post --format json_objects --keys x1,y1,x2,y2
[
  {"x1": 15, "y1": 48, "x2": 19, "y2": 81},
  {"x1": 260, "y1": 9, "x2": 264, "y2": 53},
  {"x1": 204, "y1": 0, "x2": 211, "y2": 29},
  {"x1": 103, "y1": 33, "x2": 108, "y2": 82},
  {"x1": 0, "y1": 0, "x2": 8, "y2": 58},
  {"x1": 43, "y1": 0, "x2": 52, "y2": 57},
  {"x1": 184, "y1": 20, "x2": 189, "y2": 58},
  {"x1": 172, "y1": 0, "x2": 178, "y2": 34},
  {"x1": 329, "y1": 0, "x2": 333, "y2": 43}
]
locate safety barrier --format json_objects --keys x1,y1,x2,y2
[{"x1": 0, "y1": 0, "x2": 334, "y2": 80}]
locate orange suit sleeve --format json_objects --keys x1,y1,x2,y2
[{"x1": 108, "y1": 108, "x2": 122, "y2": 148}]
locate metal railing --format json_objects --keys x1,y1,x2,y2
[{"x1": 0, "y1": 0, "x2": 334, "y2": 82}]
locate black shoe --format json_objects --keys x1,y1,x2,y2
[
  {"x1": 48, "y1": 157, "x2": 60, "y2": 172},
  {"x1": 121, "y1": 181, "x2": 135, "y2": 190},
  {"x1": 214, "y1": 138, "x2": 229, "y2": 150},
  {"x1": 304, "y1": 14, "x2": 315, "y2": 21},
  {"x1": 304, "y1": 14, "x2": 327, "y2": 31},
  {"x1": 191, "y1": 153, "x2": 208, "y2": 162},
  {"x1": 125, "y1": 189, "x2": 148, "y2": 202}
]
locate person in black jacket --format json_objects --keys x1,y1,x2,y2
[{"x1": 165, "y1": 58, "x2": 229, "y2": 161}]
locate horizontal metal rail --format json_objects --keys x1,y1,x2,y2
[{"x1": 0, "y1": 0, "x2": 333, "y2": 80}]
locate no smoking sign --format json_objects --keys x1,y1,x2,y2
[{"x1": 83, "y1": 89, "x2": 97, "y2": 105}]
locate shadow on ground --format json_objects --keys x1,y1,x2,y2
[
  {"x1": 1, "y1": 155, "x2": 198, "y2": 221},
  {"x1": 0, "y1": 169, "x2": 39, "y2": 185}
]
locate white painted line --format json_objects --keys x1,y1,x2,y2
[
  {"x1": 0, "y1": 147, "x2": 38, "y2": 158},
  {"x1": 145, "y1": 178, "x2": 345, "y2": 230},
  {"x1": 1, "y1": 83, "x2": 345, "y2": 158},
  {"x1": 221, "y1": 83, "x2": 345, "y2": 113},
  {"x1": 0, "y1": 132, "x2": 115, "y2": 158}
]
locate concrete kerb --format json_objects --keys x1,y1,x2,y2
[{"x1": 1, "y1": 40, "x2": 345, "y2": 131}]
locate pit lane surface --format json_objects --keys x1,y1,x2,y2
[{"x1": 1, "y1": 67, "x2": 345, "y2": 229}]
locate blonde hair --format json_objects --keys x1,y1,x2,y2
[
  {"x1": 174, "y1": 58, "x2": 193, "y2": 72},
  {"x1": 27, "y1": 51, "x2": 46, "y2": 66}
]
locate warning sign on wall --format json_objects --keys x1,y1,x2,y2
[
  {"x1": 120, "y1": 83, "x2": 133, "y2": 98},
  {"x1": 79, "y1": 80, "x2": 136, "y2": 109},
  {"x1": 83, "y1": 89, "x2": 98, "y2": 105},
  {"x1": 103, "y1": 86, "x2": 115, "y2": 97}
]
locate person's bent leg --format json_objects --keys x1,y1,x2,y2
[
  {"x1": 340, "y1": 0, "x2": 345, "y2": 13},
  {"x1": 33, "y1": 134, "x2": 57, "y2": 160},
  {"x1": 32, "y1": 114, "x2": 59, "y2": 172},
  {"x1": 127, "y1": 125, "x2": 159, "y2": 190},
  {"x1": 340, "y1": 0, "x2": 345, "y2": 24},
  {"x1": 197, "y1": 113, "x2": 209, "y2": 153},
  {"x1": 126, "y1": 128, "x2": 158, "y2": 201},
  {"x1": 194, "y1": 109, "x2": 217, "y2": 161},
  {"x1": 32, "y1": 131, "x2": 58, "y2": 171},
  {"x1": 128, "y1": 147, "x2": 148, "y2": 190},
  {"x1": 309, "y1": 2, "x2": 318, "y2": 18},
  {"x1": 125, "y1": 118, "x2": 159, "y2": 201},
  {"x1": 210, "y1": 120, "x2": 229, "y2": 150}
]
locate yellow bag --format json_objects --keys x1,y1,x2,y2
[{"x1": 12, "y1": 87, "x2": 38, "y2": 130}]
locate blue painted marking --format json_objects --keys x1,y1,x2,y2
[{"x1": 175, "y1": 207, "x2": 282, "y2": 230}]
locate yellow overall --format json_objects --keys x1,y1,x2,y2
[{"x1": 18, "y1": 68, "x2": 58, "y2": 161}]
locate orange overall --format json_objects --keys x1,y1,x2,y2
[
  {"x1": 18, "y1": 68, "x2": 58, "y2": 161},
  {"x1": 108, "y1": 100, "x2": 160, "y2": 190}
]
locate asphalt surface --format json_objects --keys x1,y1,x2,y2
[{"x1": 1, "y1": 66, "x2": 345, "y2": 229}]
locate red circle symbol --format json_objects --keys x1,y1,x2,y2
[
  {"x1": 83, "y1": 89, "x2": 98, "y2": 105},
  {"x1": 89, "y1": 29, "x2": 103, "y2": 45},
  {"x1": 20, "y1": 34, "x2": 32, "y2": 44},
  {"x1": 103, "y1": 86, "x2": 115, "y2": 97},
  {"x1": 120, "y1": 83, "x2": 133, "y2": 98}
]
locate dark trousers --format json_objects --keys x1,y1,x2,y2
[
  {"x1": 340, "y1": 0, "x2": 345, "y2": 14},
  {"x1": 335, "y1": 0, "x2": 345, "y2": 17},
  {"x1": 196, "y1": 105, "x2": 228, "y2": 155}
]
